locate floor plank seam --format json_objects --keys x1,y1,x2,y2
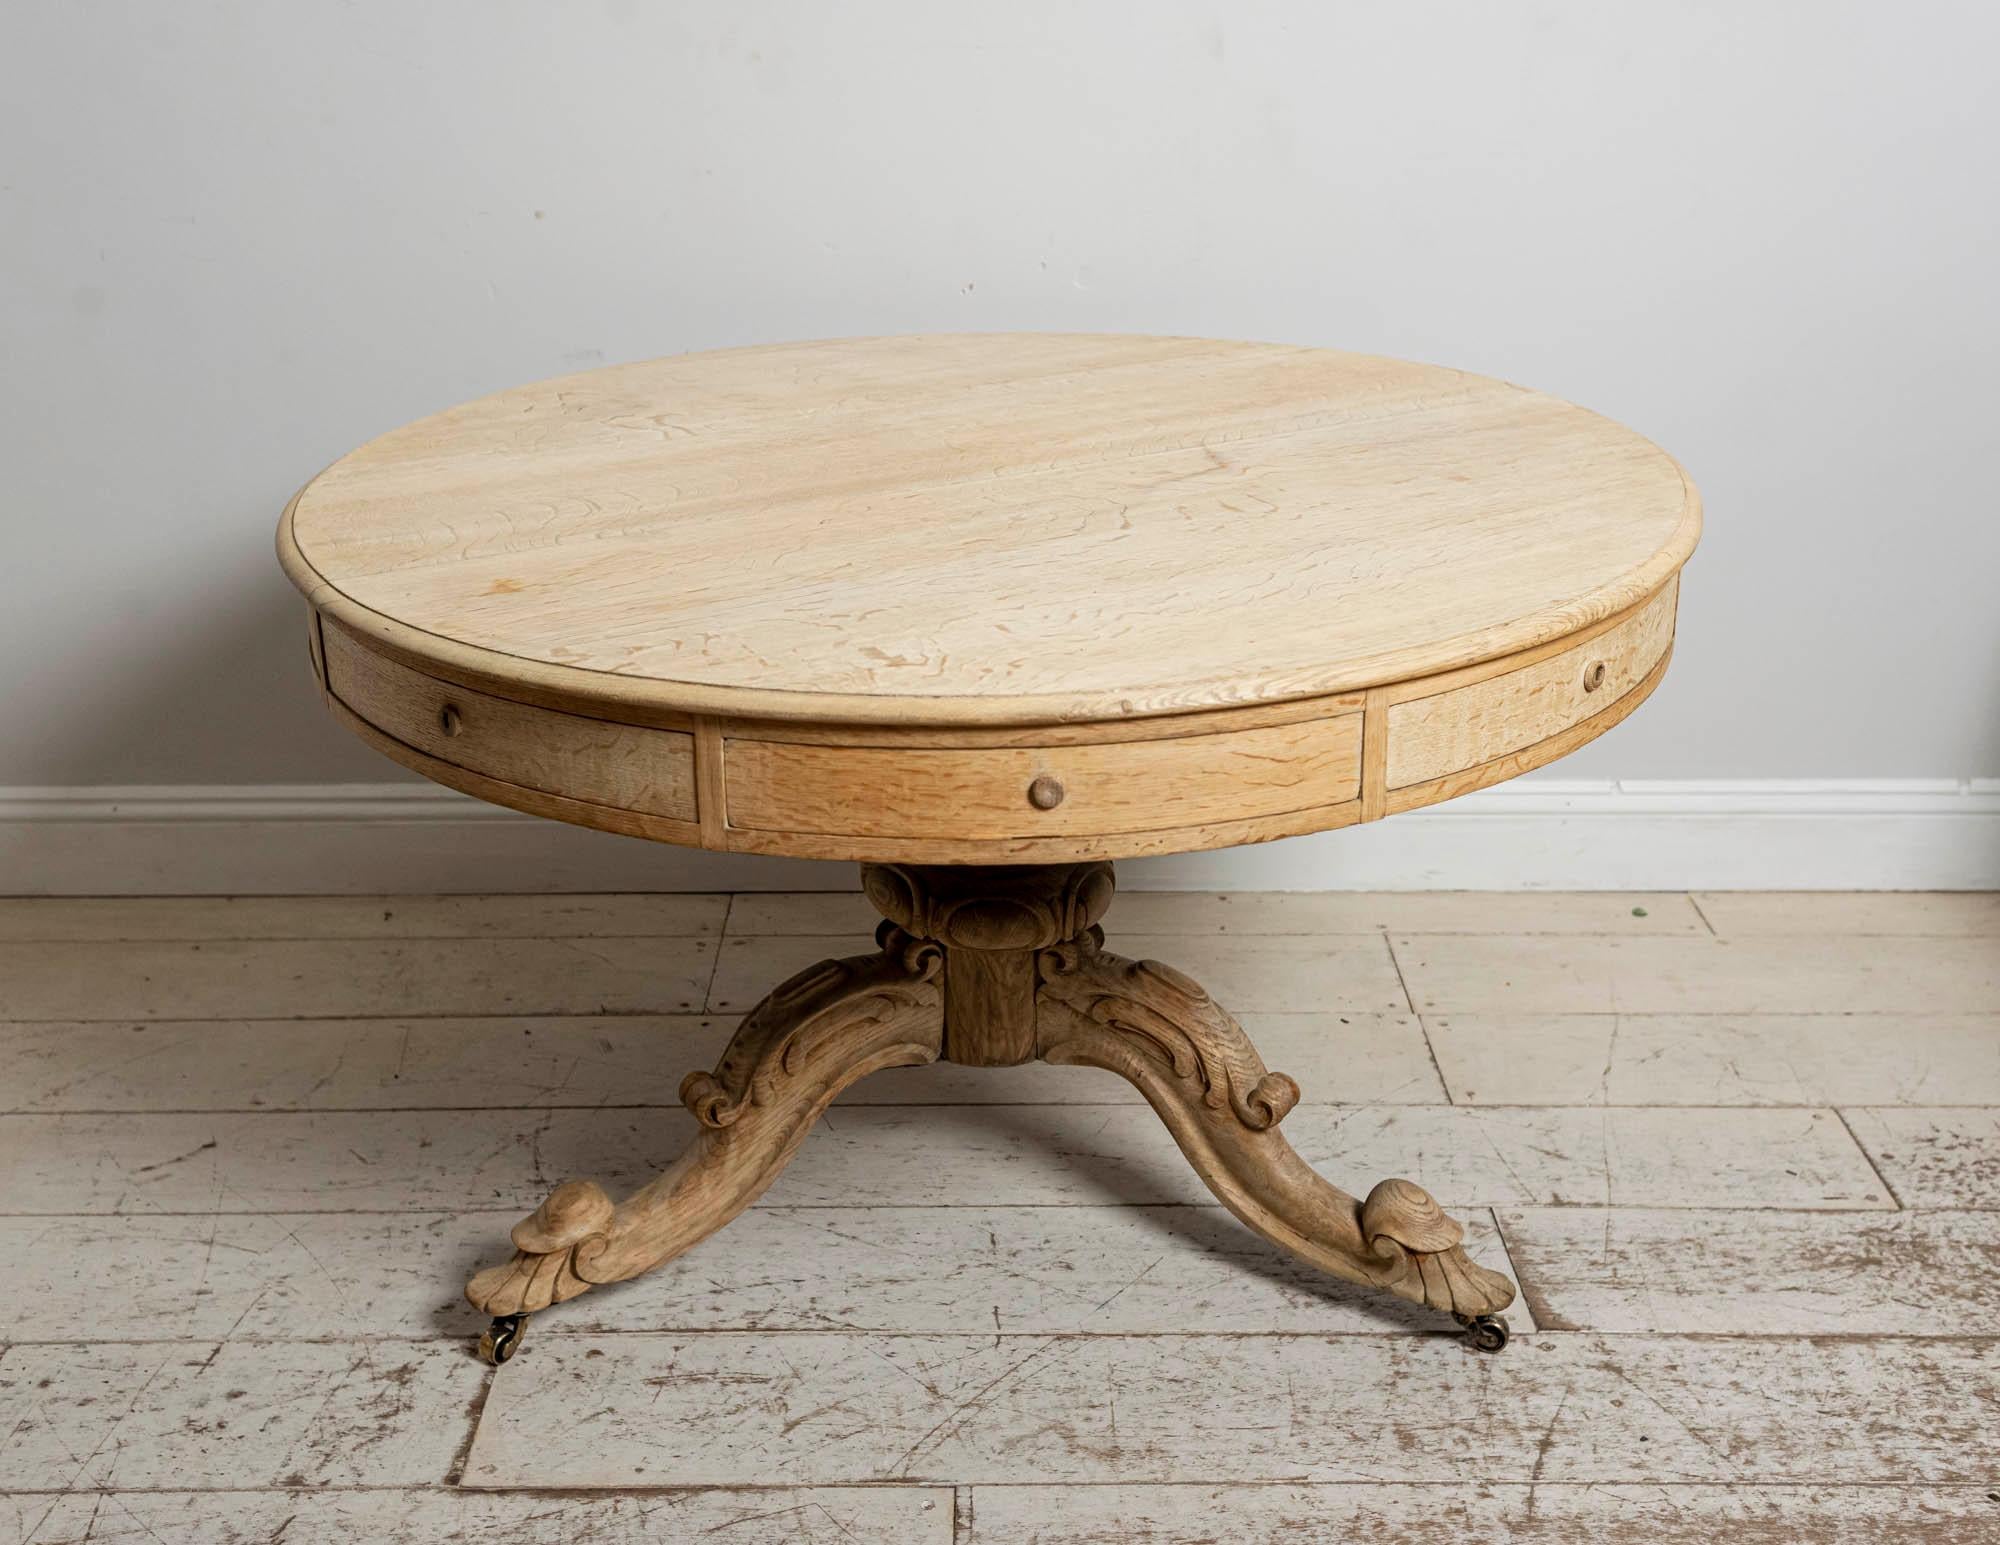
[
  {"x1": 0, "y1": 934, "x2": 727, "y2": 952},
  {"x1": 0, "y1": 1010, "x2": 726, "y2": 1026},
  {"x1": 7, "y1": 1328, "x2": 1963, "y2": 1342},
  {"x1": 1833, "y1": 1106, "x2": 1907, "y2": 1210},
  {"x1": 44, "y1": 925, "x2": 1305, "y2": 936},
  {"x1": 1381, "y1": 933, "x2": 1420, "y2": 1018},
  {"x1": 1, "y1": 1202, "x2": 1967, "y2": 1219},
  {"x1": 15, "y1": 1330, "x2": 1999, "y2": 1348},
  {"x1": 0, "y1": 1099, "x2": 1459, "y2": 1115},
  {"x1": 959, "y1": 1480, "x2": 2000, "y2": 1490},
  {"x1": 13, "y1": 1006, "x2": 1999, "y2": 1027},
  {"x1": 1484, "y1": 1206, "x2": 1542, "y2": 1330},
  {"x1": 0, "y1": 1482, "x2": 956, "y2": 1498},
  {"x1": 15, "y1": 1098, "x2": 1995, "y2": 1114},
  {"x1": 27, "y1": 1006, "x2": 2000, "y2": 1028},
  {"x1": 445, "y1": 1360, "x2": 500, "y2": 1489},
  {"x1": 15, "y1": 1480, "x2": 2000, "y2": 1493},
  {"x1": 1411, "y1": 1013, "x2": 1459, "y2": 1107},
  {"x1": 1378, "y1": 935, "x2": 1462, "y2": 1112}
]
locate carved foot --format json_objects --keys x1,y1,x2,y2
[
  {"x1": 466, "y1": 1177, "x2": 616, "y2": 1317},
  {"x1": 1360, "y1": 1176, "x2": 1517, "y2": 1320},
  {"x1": 466, "y1": 928, "x2": 944, "y2": 1336},
  {"x1": 1036, "y1": 932, "x2": 1515, "y2": 1329}
]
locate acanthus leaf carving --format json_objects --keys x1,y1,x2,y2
[
  {"x1": 1033, "y1": 926, "x2": 1515, "y2": 1326},
  {"x1": 1038, "y1": 930, "x2": 1300, "y2": 1132},
  {"x1": 466, "y1": 930, "x2": 943, "y2": 1319},
  {"x1": 678, "y1": 925, "x2": 941, "y2": 1131}
]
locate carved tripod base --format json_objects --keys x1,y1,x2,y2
[{"x1": 467, "y1": 862, "x2": 1516, "y2": 1362}]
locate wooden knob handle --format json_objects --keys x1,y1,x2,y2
[
  {"x1": 1581, "y1": 661, "x2": 1607, "y2": 694},
  {"x1": 438, "y1": 703, "x2": 464, "y2": 737},
  {"x1": 1027, "y1": 774, "x2": 1065, "y2": 810}
]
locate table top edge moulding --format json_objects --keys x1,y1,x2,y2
[{"x1": 278, "y1": 332, "x2": 1699, "y2": 728}]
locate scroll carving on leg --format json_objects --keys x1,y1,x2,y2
[
  {"x1": 1035, "y1": 929, "x2": 1515, "y2": 1335},
  {"x1": 465, "y1": 924, "x2": 944, "y2": 1355}
]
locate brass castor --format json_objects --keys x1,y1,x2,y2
[
  {"x1": 479, "y1": 1313, "x2": 528, "y2": 1365},
  {"x1": 1456, "y1": 1312, "x2": 1510, "y2": 1353}
]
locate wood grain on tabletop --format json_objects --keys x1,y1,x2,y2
[{"x1": 281, "y1": 334, "x2": 1699, "y2": 726}]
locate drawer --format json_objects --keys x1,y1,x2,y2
[
  {"x1": 724, "y1": 714, "x2": 1362, "y2": 840},
  {"x1": 1385, "y1": 581, "x2": 1677, "y2": 790},
  {"x1": 322, "y1": 624, "x2": 696, "y2": 820}
]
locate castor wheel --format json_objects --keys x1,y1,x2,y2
[
  {"x1": 1455, "y1": 1312, "x2": 1510, "y2": 1352},
  {"x1": 479, "y1": 1313, "x2": 528, "y2": 1365}
]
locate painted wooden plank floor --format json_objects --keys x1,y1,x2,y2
[
  {"x1": 1690, "y1": 890, "x2": 2000, "y2": 936},
  {"x1": 0, "y1": 1010, "x2": 1445, "y2": 1112},
  {"x1": 1393, "y1": 932, "x2": 1999, "y2": 1016},
  {"x1": 0, "y1": 893, "x2": 729, "y2": 942},
  {"x1": 0, "y1": 890, "x2": 1991, "y2": 1541},
  {"x1": 1498, "y1": 1207, "x2": 2000, "y2": 1333},
  {"x1": 0, "y1": 1340, "x2": 473, "y2": 1490},
  {"x1": 0, "y1": 1103, "x2": 1893, "y2": 1214},
  {"x1": 710, "y1": 931, "x2": 1413, "y2": 1014},
  {"x1": 961, "y1": 1484, "x2": 2000, "y2": 1543},
  {"x1": 0, "y1": 1489, "x2": 954, "y2": 1544},
  {"x1": 0, "y1": 1206, "x2": 1531, "y2": 1343},
  {"x1": 461, "y1": 1332, "x2": 2000, "y2": 1487},
  {"x1": 1426, "y1": 1012, "x2": 2000, "y2": 1105},
  {"x1": 8, "y1": 1484, "x2": 1988, "y2": 1545},
  {"x1": 726, "y1": 889, "x2": 1710, "y2": 936},
  {"x1": 1841, "y1": 1107, "x2": 2000, "y2": 1208},
  {"x1": 0, "y1": 936, "x2": 718, "y2": 1020}
]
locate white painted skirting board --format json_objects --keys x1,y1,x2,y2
[{"x1": 2, "y1": 779, "x2": 1995, "y2": 894}]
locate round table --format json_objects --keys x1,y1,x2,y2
[{"x1": 279, "y1": 334, "x2": 1699, "y2": 1363}]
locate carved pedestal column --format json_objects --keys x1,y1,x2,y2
[
  {"x1": 860, "y1": 861, "x2": 1115, "y2": 1066},
  {"x1": 467, "y1": 860, "x2": 1514, "y2": 1363}
]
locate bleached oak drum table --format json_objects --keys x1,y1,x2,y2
[{"x1": 278, "y1": 334, "x2": 1699, "y2": 1366}]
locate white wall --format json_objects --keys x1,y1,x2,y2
[{"x1": 2, "y1": 2, "x2": 1997, "y2": 888}]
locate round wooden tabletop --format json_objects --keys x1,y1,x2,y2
[{"x1": 281, "y1": 334, "x2": 1698, "y2": 863}]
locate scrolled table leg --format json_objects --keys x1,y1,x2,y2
[
  {"x1": 1035, "y1": 929, "x2": 1516, "y2": 1340},
  {"x1": 465, "y1": 926, "x2": 944, "y2": 1360}
]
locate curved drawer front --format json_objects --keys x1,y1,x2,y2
[
  {"x1": 724, "y1": 714, "x2": 1362, "y2": 841},
  {"x1": 1385, "y1": 581, "x2": 1677, "y2": 791},
  {"x1": 322, "y1": 624, "x2": 696, "y2": 820}
]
